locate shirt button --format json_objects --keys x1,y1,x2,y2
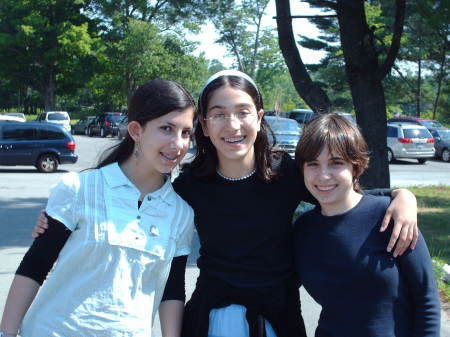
[
  {"x1": 147, "y1": 196, "x2": 151, "y2": 201},
  {"x1": 137, "y1": 215, "x2": 141, "y2": 219}
]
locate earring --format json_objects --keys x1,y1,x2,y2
[{"x1": 134, "y1": 142, "x2": 140, "y2": 159}]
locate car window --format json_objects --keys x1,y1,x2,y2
[
  {"x1": 2, "y1": 125, "x2": 36, "y2": 140},
  {"x1": 387, "y1": 126, "x2": 397, "y2": 137},
  {"x1": 107, "y1": 115, "x2": 124, "y2": 123},
  {"x1": 38, "y1": 127, "x2": 66, "y2": 140},
  {"x1": 437, "y1": 130, "x2": 450, "y2": 140},
  {"x1": 421, "y1": 120, "x2": 444, "y2": 129},
  {"x1": 47, "y1": 112, "x2": 69, "y2": 121},
  {"x1": 403, "y1": 128, "x2": 431, "y2": 138},
  {"x1": 267, "y1": 119, "x2": 299, "y2": 133}
]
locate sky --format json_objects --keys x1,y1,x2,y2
[{"x1": 189, "y1": 0, "x2": 327, "y2": 67}]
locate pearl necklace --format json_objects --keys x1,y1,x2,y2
[{"x1": 216, "y1": 167, "x2": 257, "y2": 181}]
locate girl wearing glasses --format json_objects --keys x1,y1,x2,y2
[
  {"x1": 174, "y1": 70, "x2": 419, "y2": 337},
  {"x1": 293, "y1": 113, "x2": 440, "y2": 336},
  {"x1": 0, "y1": 80, "x2": 196, "y2": 337},
  {"x1": 31, "y1": 71, "x2": 419, "y2": 337}
]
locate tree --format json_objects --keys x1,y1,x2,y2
[
  {"x1": 0, "y1": 0, "x2": 99, "y2": 111},
  {"x1": 275, "y1": 0, "x2": 406, "y2": 188}
]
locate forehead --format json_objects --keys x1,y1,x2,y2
[
  {"x1": 152, "y1": 107, "x2": 194, "y2": 127},
  {"x1": 207, "y1": 86, "x2": 256, "y2": 109}
]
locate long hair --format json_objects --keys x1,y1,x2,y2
[
  {"x1": 97, "y1": 79, "x2": 195, "y2": 169},
  {"x1": 189, "y1": 74, "x2": 278, "y2": 182},
  {"x1": 295, "y1": 113, "x2": 369, "y2": 192}
]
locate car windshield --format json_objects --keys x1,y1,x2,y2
[
  {"x1": 421, "y1": 120, "x2": 444, "y2": 129},
  {"x1": 267, "y1": 119, "x2": 300, "y2": 135},
  {"x1": 403, "y1": 128, "x2": 431, "y2": 138},
  {"x1": 48, "y1": 113, "x2": 69, "y2": 121}
]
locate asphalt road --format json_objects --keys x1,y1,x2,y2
[{"x1": 0, "y1": 135, "x2": 449, "y2": 336}]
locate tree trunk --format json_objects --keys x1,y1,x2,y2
[
  {"x1": 44, "y1": 67, "x2": 55, "y2": 111},
  {"x1": 336, "y1": 0, "x2": 390, "y2": 188},
  {"x1": 275, "y1": 0, "x2": 331, "y2": 113},
  {"x1": 416, "y1": 57, "x2": 421, "y2": 117},
  {"x1": 432, "y1": 38, "x2": 447, "y2": 119}
]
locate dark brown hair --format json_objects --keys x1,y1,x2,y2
[
  {"x1": 295, "y1": 113, "x2": 369, "y2": 192},
  {"x1": 189, "y1": 74, "x2": 278, "y2": 181},
  {"x1": 97, "y1": 79, "x2": 196, "y2": 168}
]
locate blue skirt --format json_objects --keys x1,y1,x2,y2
[{"x1": 208, "y1": 304, "x2": 277, "y2": 337}]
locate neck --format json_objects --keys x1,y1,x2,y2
[
  {"x1": 217, "y1": 152, "x2": 256, "y2": 179},
  {"x1": 321, "y1": 190, "x2": 363, "y2": 216},
  {"x1": 120, "y1": 157, "x2": 164, "y2": 199}
]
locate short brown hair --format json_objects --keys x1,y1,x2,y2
[{"x1": 295, "y1": 113, "x2": 369, "y2": 192}]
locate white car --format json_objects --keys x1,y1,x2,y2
[
  {"x1": 37, "y1": 111, "x2": 71, "y2": 132},
  {"x1": 387, "y1": 123, "x2": 435, "y2": 164}
]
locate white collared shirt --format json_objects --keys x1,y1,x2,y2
[{"x1": 21, "y1": 163, "x2": 194, "y2": 337}]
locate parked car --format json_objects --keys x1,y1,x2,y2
[
  {"x1": 0, "y1": 122, "x2": 78, "y2": 172},
  {"x1": 288, "y1": 109, "x2": 315, "y2": 127},
  {"x1": 37, "y1": 111, "x2": 71, "y2": 133},
  {"x1": 387, "y1": 116, "x2": 444, "y2": 131},
  {"x1": 0, "y1": 114, "x2": 25, "y2": 122},
  {"x1": 116, "y1": 116, "x2": 128, "y2": 139},
  {"x1": 387, "y1": 122, "x2": 435, "y2": 164},
  {"x1": 72, "y1": 115, "x2": 96, "y2": 135},
  {"x1": 265, "y1": 116, "x2": 301, "y2": 157},
  {"x1": 2, "y1": 112, "x2": 26, "y2": 122},
  {"x1": 429, "y1": 128, "x2": 450, "y2": 162},
  {"x1": 88, "y1": 112, "x2": 124, "y2": 137}
]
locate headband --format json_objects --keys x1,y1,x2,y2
[{"x1": 199, "y1": 70, "x2": 262, "y2": 110}]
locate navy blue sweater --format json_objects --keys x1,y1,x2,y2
[{"x1": 294, "y1": 194, "x2": 440, "y2": 337}]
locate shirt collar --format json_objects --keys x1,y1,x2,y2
[{"x1": 101, "y1": 162, "x2": 175, "y2": 205}]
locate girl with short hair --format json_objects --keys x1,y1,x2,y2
[{"x1": 294, "y1": 113, "x2": 440, "y2": 336}]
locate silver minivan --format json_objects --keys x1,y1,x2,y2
[{"x1": 387, "y1": 123, "x2": 435, "y2": 164}]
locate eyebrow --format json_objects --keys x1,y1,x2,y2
[
  {"x1": 207, "y1": 103, "x2": 253, "y2": 112},
  {"x1": 159, "y1": 121, "x2": 192, "y2": 129}
]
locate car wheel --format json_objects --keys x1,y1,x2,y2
[
  {"x1": 36, "y1": 154, "x2": 58, "y2": 173},
  {"x1": 88, "y1": 127, "x2": 94, "y2": 137},
  {"x1": 84, "y1": 127, "x2": 89, "y2": 136},
  {"x1": 442, "y1": 149, "x2": 450, "y2": 162},
  {"x1": 117, "y1": 130, "x2": 123, "y2": 140},
  {"x1": 100, "y1": 127, "x2": 105, "y2": 137},
  {"x1": 417, "y1": 158, "x2": 427, "y2": 164},
  {"x1": 387, "y1": 149, "x2": 395, "y2": 163}
]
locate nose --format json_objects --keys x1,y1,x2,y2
[
  {"x1": 318, "y1": 165, "x2": 331, "y2": 179},
  {"x1": 225, "y1": 114, "x2": 241, "y2": 129},
  {"x1": 171, "y1": 133, "x2": 185, "y2": 151}
]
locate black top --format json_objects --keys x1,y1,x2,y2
[
  {"x1": 173, "y1": 154, "x2": 314, "y2": 287},
  {"x1": 294, "y1": 194, "x2": 440, "y2": 337}
]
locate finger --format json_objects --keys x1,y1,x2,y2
[
  {"x1": 411, "y1": 223, "x2": 419, "y2": 250},
  {"x1": 38, "y1": 213, "x2": 48, "y2": 225},
  {"x1": 380, "y1": 209, "x2": 393, "y2": 232},
  {"x1": 393, "y1": 224, "x2": 411, "y2": 257},
  {"x1": 386, "y1": 219, "x2": 402, "y2": 252}
]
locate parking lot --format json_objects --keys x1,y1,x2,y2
[{"x1": 1, "y1": 134, "x2": 450, "y2": 336}]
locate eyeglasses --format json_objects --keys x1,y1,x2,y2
[{"x1": 204, "y1": 111, "x2": 258, "y2": 125}]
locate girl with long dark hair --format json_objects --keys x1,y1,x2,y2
[{"x1": 0, "y1": 79, "x2": 196, "y2": 337}]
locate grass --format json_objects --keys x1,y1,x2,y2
[{"x1": 405, "y1": 185, "x2": 450, "y2": 301}]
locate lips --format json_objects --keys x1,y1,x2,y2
[
  {"x1": 160, "y1": 152, "x2": 180, "y2": 163},
  {"x1": 223, "y1": 136, "x2": 245, "y2": 144},
  {"x1": 315, "y1": 184, "x2": 337, "y2": 191}
]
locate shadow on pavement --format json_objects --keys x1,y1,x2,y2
[{"x1": 0, "y1": 197, "x2": 47, "y2": 248}]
